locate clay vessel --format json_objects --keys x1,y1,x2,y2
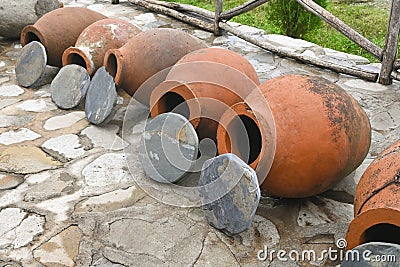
[
  {"x1": 103, "y1": 28, "x2": 207, "y2": 104},
  {"x1": 217, "y1": 74, "x2": 371, "y2": 198},
  {"x1": 346, "y1": 140, "x2": 400, "y2": 249},
  {"x1": 150, "y1": 47, "x2": 260, "y2": 140},
  {"x1": 62, "y1": 18, "x2": 141, "y2": 76},
  {"x1": 0, "y1": 0, "x2": 62, "y2": 39},
  {"x1": 21, "y1": 7, "x2": 106, "y2": 67}
]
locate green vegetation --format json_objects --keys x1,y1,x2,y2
[
  {"x1": 165, "y1": 0, "x2": 391, "y2": 62},
  {"x1": 265, "y1": 0, "x2": 327, "y2": 39}
]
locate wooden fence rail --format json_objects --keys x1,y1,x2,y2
[{"x1": 126, "y1": 0, "x2": 400, "y2": 85}]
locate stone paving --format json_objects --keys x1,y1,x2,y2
[{"x1": 0, "y1": 0, "x2": 399, "y2": 266}]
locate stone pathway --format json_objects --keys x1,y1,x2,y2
[{"x1": 0, "y1": 0, "x2": 399, "y2": 266}]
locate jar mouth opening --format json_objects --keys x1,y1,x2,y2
[
  {"x1": 104, "y1": 49, "x2": 123, "y2": 86},
  {"x1": 150, "y1": 81, "x2": 201, "y2": 129},
  {"x1": 217, "y1": 102, "x2": 264, "y2": 170},
  {"x1": 62, "y1": 47, "x2": 93, "y2": 75},
  {"x1": 361, "y1": 223, "x2": 400, "y2": 245},
  {"x1": 21, "y1": 25, "x2": 47, "y2": 48},
  {"x1": 223, "y1": 114, "x2": 262, "y2": 166},
  {"x1": 154, "y1": 91, "x2": 191, "y2": 120}
]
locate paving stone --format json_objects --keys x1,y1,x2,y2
[
  {"x1": 42, "y1": 134, "x2": 86, "y2": 162},
  {"x1": 371, "y1": 111, "x2": 396, "y2": 131},
  {"x1": 0, "y1": 115, "x2": 34, "y2": 128},
  {"x1": 199, "y1": 153, "x2": 260, "y2": 236},
  {"x1": 0, "y1": 128, "x2": 41, "y2": 145},
  {"x1": 81, "y1": 125, "x2": 128, "y2": 151},
  {"x1": 192, "y1": 30, "x2": 214, "y2": 40},
  {"x1": 0, "y1": 173, "x2": 24, "y2": 190},
  {"x1": 253, "y1": 62, "x2": 276, "y2": 73},
  {"x1": 332, "y1": 158, "x2": 374, "y2": 196},
  {"x1": 265, "y1": 34, "x2": 316, "y2": 51},
  {"x1": 43, "y1": 111, "x2": 86, "y2": 131},
  {"x1": 85, "y1": 67, "x2": 118, "y2": 125},
  {"x1": 0, "y1": 98, "x2": 21, "y2": 110},
  {"x1": 104, "y1": 213, "x2": 207, "y2": 266},
  {"x1": 33, "y1": 226, "x2": 83, "y2": 267},
  {"x1": 74, "y1": 185, "x2": 146, "y2": 213},
  {"x1": 17, "y1": 99, "x2": 57, "y2": 112},
  {"x1": 134, "y1": 13, "x2": 157, "y2": 23},
  {"x1": 0, "y1": 85, "x2": 24, "y2": 97},
  {"x1": 34, "y1": 85, "x2": 51, "y2": 98},
  {"x1": 91, "y1": 257, "x2": 125, "y2": 267},
  {"x1": 0, "y1": 146, "x2": 62, "y2": 174},
  {"x1": 301, "y1": 49, "x2": 318, "y2": 58},
  {"x1": 15, "y1": 41, "x2": 47, "y2": 87},
  {"x1": 139, "y1": 113, "x2": 199, "y2": 183},
  {"x1": 341, "y1": 242, "x2": 400, "y2": 267},
  {"x1": 82, "y1": 153, "x2": 133, "y2": 194},
  {"x1": 0, "y1": 76, "x2": 10, "y2": 84},
  {"x1": 51, "y1": 65, "x2": 90, "y2": 109},
  {"x1": 343, "y1": 79, "x2": 390, "y2": 92},
  {"x1": 24, "y1": 171, "x2": 74, "y2": 203},
  {"x1": 0, "y1": 208, "x2": 45, "y2": 249},
  {"x1": 388, "y1": 103, "x2": 400, "y2": 126},
  {"x1": 297, "y1": 197, "x2": 353, "y2": 227},
  {"x1": 194, "y1": 232, "x2": 240, "y2": 267},
  {"x1": 215, "y1": 214, "x2": 280, "y2": 263}
]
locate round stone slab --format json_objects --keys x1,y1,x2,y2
[
  {"x1": 51, "y1": 65, "x2": 90, "y2": 109},
  {"x1": 139, "y1": 113, "x2": 199, "y2": 183},
  {"x1": 199, "y1": 153, "x2": 260, "y2": 236},
  {"x1": 85, "y1": 67, "x2": 118, "y2": 125},
  {"x1": 15, "y1": 41, "x2": 47, "y2": 87},
  {"x1": 341, "y1": 242, "x2": 400, "y2": 267}
]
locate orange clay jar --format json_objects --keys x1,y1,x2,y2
[
  {"x1": 150, "y1": 47, "x2": 260, "y2": 140},
  {"x1": 62, "y1": 18, "x2": 141, "y2": 76},
  {"x1": 21, "y1": 7, "x2": 106, "y2": 67},
  {"x1": 217, "y1": 74, "x2": 371, "y2": 198},
  {"x1": 103, "y1": 28, "x2": 207, "y2": 104},
  {"x1": 346, "y1": 140, "x2": 400, "y2": 249}
]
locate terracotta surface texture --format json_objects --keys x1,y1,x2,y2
[
  {"x1": 217, "y1": 74, "x2": 371, "y2": 198},
  {"x1": 346, "y1": 140, "x2": 400, "y2": 249},
  {"x1": 104, "y1": 28, "x2": 207, "y2": 104},
  {"x1": 62, "y1": 18, "x2": 141, "y2": 76},
  {"x1": 150, "y1": 47, "x2": 260, "y2": 140},
  {"x1": 20, "y1": 7, "x2": 106, "y2": 67}
]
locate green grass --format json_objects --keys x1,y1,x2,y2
[{"x1": 165, "y1": 0, "x2": 391, "y2": 62}]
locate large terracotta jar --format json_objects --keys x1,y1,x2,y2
[
  {"x1": 62, "y1": 18, "x2": 141, "y2": 76},
  {"x1": 103, "y1": 28, "x2": 207, "y2": 105},
  {"x1": 217, "y1": 74, "x2": 371, "y2": 198},
  {"x1": 20, "y1": 7, "x2": 106, "y2": 67},
  {"x1": 149, "y1": 47, "x2": 260, "y2": 140},
  {"x1": 346, "y1": 140, "x2": 400, "y2": 250}
]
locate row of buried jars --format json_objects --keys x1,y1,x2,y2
[{"x1": 19, "y1": 6, "x2": 400, "y2": 249}]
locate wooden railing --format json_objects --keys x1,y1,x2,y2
[{"x1": 124, "y1": 0, "x2": 400, "y2": 85}]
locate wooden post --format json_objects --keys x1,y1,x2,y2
[
  {"x1": 214, "y1": 0, "x2": 223, "y2": 36},
  {"x1": 295, "y1": 0, "x2": 383, "y2": 60},
  {"x1": 129, "y1": 0, "x2": 214, "y2": 32},
  {"x1": 219, "y1": 22, "x2": 378, "y2": 82},
  {"x1": 379, "y1": 0, "x2": 400, "y2": 85}
]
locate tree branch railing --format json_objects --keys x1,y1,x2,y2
[{"x1": 126, "y1": 0, "x2": 400, "y2": 85}]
